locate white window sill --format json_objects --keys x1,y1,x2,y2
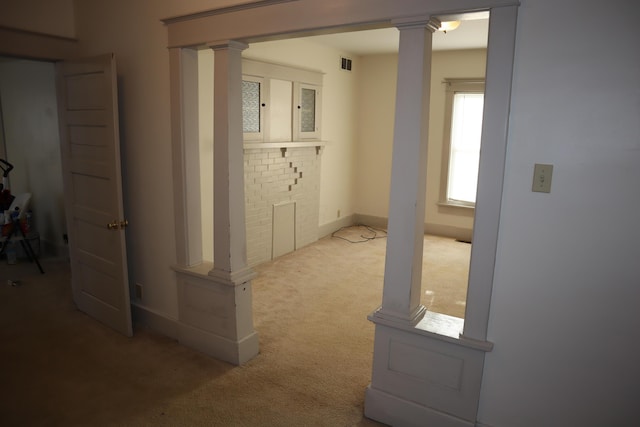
[{"x1": 437, "y1": 200, "x2": 475, "y2": 210}]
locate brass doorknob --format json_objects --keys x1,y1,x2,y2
[{"x1": 107, "y1": 220, "x2": 128, "y2": 230}]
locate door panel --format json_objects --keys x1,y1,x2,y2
[{"x1": 56, "y1": 54, "x2": 132, "y2": 336}]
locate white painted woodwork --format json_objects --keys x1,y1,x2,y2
[
  {"x1": 272, "y1": 201, "x2": 296, "y2": 259},
  {"x1": 162, "y1": 0, "x2": 518, "y2": 48},
  {"x1": 366, "y1": 324, "x2": 487, "y2": 426},
  {"x1": 293, "y1": 82, "x2": 322, "y2": 141},
  {"x1": 209, "y1": 40, "x2": 253, "y2": 281},
  {"x1": 169, "y1": 47, "x2": 203, "y2": 267},
  {"x1": 377, "y1": 18, "x2": 438, "y2": 326},
  {"x1": 268, "y1": 79, "x2": 293, "y2": 142},
  {"x1": 175, "y1": 263, "x2": 258, "y2": 365},
  {"x1": 173, "y1": 40, "x2": 259, "y2": 365},
  {"x1": 164, "y1": 0, "x2": 519, "y2": 419},
  {"x1": 56, "y1": 53, "x2": 132, "y2": 337},
  {"x1": 242, "y1": 58, "x2": 323, "y2": 144},
  {"x1": 461, "y1": 5, "x2": 519, "y2": 343}
]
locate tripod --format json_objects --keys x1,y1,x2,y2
[{"x1": 0, "y1": 217, "x2": 44, "y2": 274}]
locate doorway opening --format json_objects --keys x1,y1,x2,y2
[
  {"x1": 0, "y1": 56, "x2": 67, "y2": 265},
  {"x1": 195, "y1": 13, "x2": 488, "y2": 322}
]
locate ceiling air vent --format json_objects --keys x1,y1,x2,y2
[{"x1": 340, "y1": 56, "x2": 352, "y2": 71}]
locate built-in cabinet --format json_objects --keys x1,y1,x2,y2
[
  {"x1": 242, "y1": 59, "x2": 322, "y2": 144},
  {"x1": 241, "y1": 59, "x2": 324, "y2": 266}
]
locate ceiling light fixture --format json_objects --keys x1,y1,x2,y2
[{"x1": 438, "y1": 21, "x2": 461, "y2": 33}]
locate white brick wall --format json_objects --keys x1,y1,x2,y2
[{"x1": 244, "y1": 146, "x2": 321, "y2": 266}]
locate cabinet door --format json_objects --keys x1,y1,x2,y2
[
  {"x1": 293, "y1": 82, "x2": 321, "y2": 141},
  {"x1": 268, "y1": 79, "x2": 292, "y2": 142},
  {"x1": 242, "y1": 76, "x2": 265, "y2": 142}
]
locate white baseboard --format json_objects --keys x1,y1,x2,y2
[
  {"x1": 352, "y1": 213, "x2": 388, "y2": 229},
  {"x1": 318, "y1": 214, "x2": 355, "y2": 238},
  {"x1": 352, "y1": 214, "x2": 473, "y2": 242},
  {"x1": 132, "y1": 303, "x2": 259, "y2": 365},
  {"x1": 178, "y1": 321, "x2": 259, "y2": 365},
  {"x1": 425, "y1": 222, "x2": 473, "y2": 242},
  {"x1": 132, "y1": 303, "x2": 179, "y2": 340},
  {"x1": 365, "y1": 385, "x2": 475, "y2": 427}
]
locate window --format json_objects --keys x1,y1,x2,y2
[{"x1": 440, "y1": 79, "x2": 485, "y2": 207}]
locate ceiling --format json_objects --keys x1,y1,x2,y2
[{"x1": 302, "y1": 17, "x2": 489, "y2": 55}]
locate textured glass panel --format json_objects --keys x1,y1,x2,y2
[
  {"x1": 300, "y1": 88, "x2": 316, "y2": 133},
  {"x1": 242, "y1": 80, "x2": 260, "y2": 133}
]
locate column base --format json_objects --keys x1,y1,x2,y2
[
  {"x1": 365, "y1": 385, "x2": 475, "y2": 427},
  {"x1": 208, "y1": 265, "x2": 256, "y2": 286},
  {"x1": 365, "y1": 322, "x2": 487, "y2": 426},
  {"x1": 178, "y1": 321, "x2": 259, "y2": 365},
  {"x1": 370, "y1": 304, "x2": 427, "y2": 328},
  {"x1": 174, "y1": 265, "x2": 258, "y2": 365}
]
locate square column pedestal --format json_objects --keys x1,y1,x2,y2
[
  {"x1": 174, "y1": 263, "x2": 258, "y2": 365},
  {"x1": 365, "y1": 312, "x2": 491, "y2": 426}
]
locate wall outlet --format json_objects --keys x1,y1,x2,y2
[
  {"x1": 135, "y1": 283, "x2": 143, "y2": 300},
  {"x1": 532, "y1": 163, "x2": 553, "y2": 193}
]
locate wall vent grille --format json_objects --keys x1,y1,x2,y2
[{"x1": 340, "y1": 56, "x2": 352, "y2": 71}]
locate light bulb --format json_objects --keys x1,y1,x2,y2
[{"x1": 438, "y1": 21, "x2": 461, "y2": 33}]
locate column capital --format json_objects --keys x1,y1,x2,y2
[
  {"x1": 207, "y1": 39, "x2": 249, "y2": 51},
  {"x1": 392, "y1": 15, "x2": 441, "y2": 33}
]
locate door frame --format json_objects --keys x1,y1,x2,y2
[
  {"x1": 164, "y1": 0, "x2": 518, "y2": 349},
  {"x1": 163, "y1": 0, "x2": 519, "y2": 423}
]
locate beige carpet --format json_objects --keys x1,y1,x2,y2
[{"x1": 0, "y1": 226, "x2": 469, "y2": 426}]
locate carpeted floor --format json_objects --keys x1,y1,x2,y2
[{"x1": 0, "y1": 226, "x2": 470, "y2": 426}]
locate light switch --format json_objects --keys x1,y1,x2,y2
[{"x1": 532, "y1": 163, "x2": 553, "y2": 193}]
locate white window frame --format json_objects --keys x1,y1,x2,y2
[{"x1": 439, "y1": 78, "x2": 485, "y2": 209}]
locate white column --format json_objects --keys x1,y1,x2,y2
[
  {"x1": 169, "y1": 47, "x2": 202, "y2": 267},
  {"x1": 208, "y1": 40, "x2": 255, "y2": 284},
  {"x1": 376, "y1": 17, "x2": 439, "y2": 326}
]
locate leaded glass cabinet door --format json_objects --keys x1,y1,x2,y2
[
  {"x1": 293, "y1": 82, "x2": 321, "y2": 140},
  {"x1": 242, "y1": 76, "x2": 265, "y2": 142}
]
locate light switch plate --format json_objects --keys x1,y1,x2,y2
[{"x1": 532, "y1": 163, "x2": 553, "y2": 193}]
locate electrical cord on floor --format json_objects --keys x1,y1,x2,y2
[{"x1": 331, "y1": 224, "x2": 388, "y2": 244}]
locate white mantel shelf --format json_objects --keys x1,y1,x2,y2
[{"x1": 244, "y1": 141, "x2": 328, "y2": 150}]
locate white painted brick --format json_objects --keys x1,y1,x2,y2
[{"x1": 244, "y1": 146, "x2": 321, "y2": 266}]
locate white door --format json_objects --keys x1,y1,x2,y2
[{"x1": 56, "y1": 54, "x2": 132, "y2": 336}]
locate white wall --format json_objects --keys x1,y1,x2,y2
[
  {"x1": 355, "y1": 49, "x2": 486, "y2": 238},
  {"x1": 0, "y1": 58, "x2": 66, "y2": 256},
  {"x1": 477, "y1": 0, "x2": 640, "y2": 425}
]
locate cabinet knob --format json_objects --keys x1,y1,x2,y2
[{"x1": 261, "y1": 103, "x2": 266, "y2": 107}]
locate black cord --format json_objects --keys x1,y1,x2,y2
[{"x1": 331, "y1": 224, "x2": 388, "y2": 244}]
